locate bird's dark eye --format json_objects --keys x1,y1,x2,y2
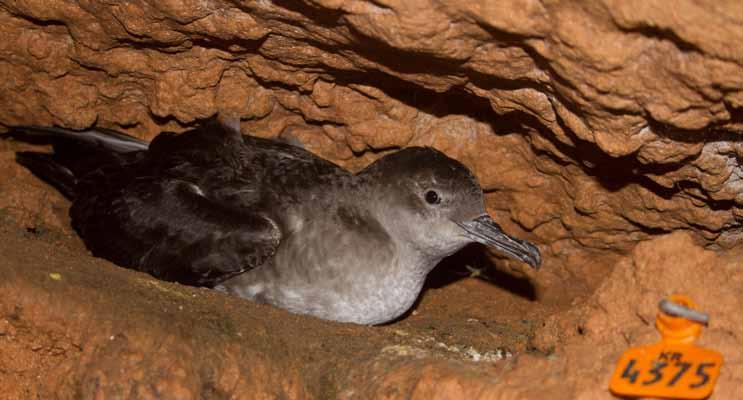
[{"x1": 425, "y1": 190, "x2": 441, "y2": 205}]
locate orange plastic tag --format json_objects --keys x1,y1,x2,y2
[
  {"x1": 609, "y1": 295, "x2": 723, "y2": 399},
  {"x1": 610, "y1": 342, "x2": 722, "y2": 398}
]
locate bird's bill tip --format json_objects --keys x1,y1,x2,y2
[{"x1": 457, "y1": 214, "x2": 542, "y2": 269}]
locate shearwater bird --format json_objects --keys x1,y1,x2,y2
[{"x1": 11, "y1": 119, "x2": 541, "y2": 325}]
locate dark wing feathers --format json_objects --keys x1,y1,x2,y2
[
  {"x1": 72, "y1": 178, "x2": 280, "y2": 286},
  {"x1": 18, "y1": 121, "x2": 284, "y2": 287}
]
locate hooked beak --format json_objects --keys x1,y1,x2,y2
[{"x1": 457, "y1": 215, "x2": 541, "y2": 269}]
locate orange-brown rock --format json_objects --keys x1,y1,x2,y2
[
  {"x1": 2, "y1": 0, "x2": 743, "y2": 256},
  {"x1": 534, "y1": 231, "x2": 743, "y2": 399},
  {"x1": 1, "y1": 0, "x2": 743, "y2": 398}
]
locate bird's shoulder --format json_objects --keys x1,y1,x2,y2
[
  {"x1": 142, "y1": 122, "x2": 352, "y2": 198},
  {"x1": 243, "y1": 135, "x2": 352, "y2": 187}
]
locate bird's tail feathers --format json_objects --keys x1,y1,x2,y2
[
  {"x1": 11, "y1": 126, "x2": 148, "y2": 153},
  {"x1": 10, "y1": 125, "x2": 148, "y2": 199}
]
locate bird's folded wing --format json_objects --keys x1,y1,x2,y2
[{"x1": 73, "y1": 178, "x2": 281, "y2": 287}]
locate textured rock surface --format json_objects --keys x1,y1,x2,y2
[
  {"x1": 1, "y1": 0, "x2": 743, "y2": 398},
  {"x1": 2, "y1": 0, "x2": 743, "y2": 259},
  {"x1": 533, "y1": 231, "x2": 743, "y2": 399}
]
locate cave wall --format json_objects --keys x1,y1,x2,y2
[
  {"x1": 2, "y1": 1, "x2": 743, "y2": 398},
  {"x1": 1, "y1": 0, "x2": 743, "y2": 290}
]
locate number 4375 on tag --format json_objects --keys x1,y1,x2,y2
[{"x1": 610, "y1": 343, "x2": 722, "y2": 399}]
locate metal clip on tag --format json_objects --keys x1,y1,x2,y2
[{"x1": 609, "y1": 295, "x2": 723, "y2": 399}]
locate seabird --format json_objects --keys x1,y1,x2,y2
[{"x1": 11, "y1": 119, "x2": 541, "y2": 325}]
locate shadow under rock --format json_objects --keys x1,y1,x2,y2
[
  {"x1": 426, "y1": 244, "x2": 537, "y2": 301},
  {"x1": 384, "y1": 244, "x2": 537, "y2": 325}
]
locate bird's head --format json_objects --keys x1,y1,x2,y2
[{"x1": 361, "y1": 147, "x2": 541, "y2": 269}]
